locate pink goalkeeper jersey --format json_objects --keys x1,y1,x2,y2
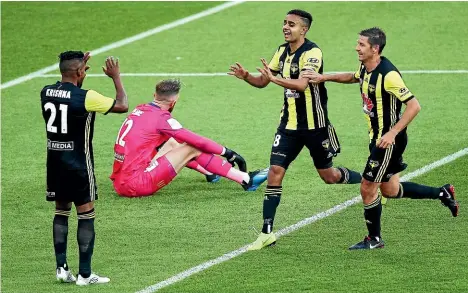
[{"x1": 110, "y1": 103, "x2": 224, "y2": 182}]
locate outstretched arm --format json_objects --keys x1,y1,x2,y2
[
  {"x1": 257, "y1": 58, "x2": 309, "y2": 91},
  {"x1": 301, "y1": 71, "x2": 359, "y2": 84},
  {"x1": 228, "y1": 62, "x2": 272, "y2": 88},
  {"x1": 159, "y1": 118, "x2": 246, "y2": 169}
]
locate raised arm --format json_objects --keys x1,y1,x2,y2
[{"x1": 102, "y1": 56, "x2": 128, "y2": 113}]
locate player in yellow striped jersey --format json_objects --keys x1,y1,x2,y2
[
  {"x1": 229, "y1": 9, "x2": 362, "y2": 250},
  {"x1": 303, "y1": 27, "x2": 459, "y2": 250}
]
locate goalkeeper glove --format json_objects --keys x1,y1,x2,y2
[{"x1": 222, "y1": 148, "x2": 247, "y2": 172}]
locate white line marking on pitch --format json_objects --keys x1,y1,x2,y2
[
  {"x1": 135, "y1": 147, "x2": 468, "y2": 293},
  {"x1": 37, "y1": 70, "x2": 468, "y2": 78},
  {"x1": 0, "y1": 1, "x2": 244, "y2": 90}
]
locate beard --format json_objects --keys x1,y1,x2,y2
[{"x1": 77, "y1": 78, "x2": 85, "y2": 88}]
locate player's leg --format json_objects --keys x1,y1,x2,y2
[
  {"x1": 348, "y1": 178, "x2": 385, "y2": 250},
  {"x1": 164, "y1": 145, "x2": 267, "y2": 190},
  {"x1": 156, "y1": 139, "x2": 213, "y2": 176},
  {"x1": 47, "y1": 168, "x2": 76, "y2": 283},
  {"x1": 73, "y1": 171, "x2": 109, "y2": 286},
  {"x1": 54, "y1": 200, "x2": 75, "y2": 283},
  {"x1": 193, "y1": 152, "x2": 268, "y2": 190},
  {"x1": 249, "y1": 129, "x2": 303, "y2": 250},
  {"x1": 349, "y1": 142, "x2": 391, "y2": 250},
  {"x1": 155, "y1": 138, "x2": 218, "y2": 182},
  {"x1": 308, "y1": 125, "x2": 361, "y2": 184},
  {"x1": 380, "y1": 174, "x2": 459, "y2": 217}
]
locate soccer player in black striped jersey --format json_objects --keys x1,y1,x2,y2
[
  {"x1": 229, "y1": 9, "x2": 362, "y2": 250},
  {"x1": 41, "y1": 51, "x2": 128, "y2": 284},
  {"x1": 304, "y1": 27, "x2": 459, "y2": 250}
]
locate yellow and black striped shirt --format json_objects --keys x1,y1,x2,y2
[
  {"x1": 269, "y1": 39, "x2": 329, "y2": 130},
  {"x1": 354, "y1": 57, "x2": 414, "y2": 141}
]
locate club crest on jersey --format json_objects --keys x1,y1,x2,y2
[
  {"x1": 291, "y1": 63, "x2": 299, "y2": 74},
  {"x1": 361, "y1": 93, "x2": 375, "y2": 117},
  {"x1": 368, "y1": 84, "x2": 376, "y2": 93},
  {"x1": 369, "y1": 160, "x2": 380, "y2": 169},
  {"x1": 322, "y1": 139, "x2": 330, "y2": 149}
]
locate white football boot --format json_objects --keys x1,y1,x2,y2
[
  {"x1": 76, "y1": 273, "x2": 110, "y2": 286},
  {"x1": 56, "y1": 267, "x2": 76, "y2": 283}
]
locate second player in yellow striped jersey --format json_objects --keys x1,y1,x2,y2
[{"x1": 302, "y1": 27, "x2": 458, "y2": 250}]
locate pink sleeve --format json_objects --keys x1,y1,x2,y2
[
  {"x1": 162, "y1": 128, "x2": 224, "y2": 155},
  {"x1": 158, "y1": 114, "x2": 224, "y2": 155}
]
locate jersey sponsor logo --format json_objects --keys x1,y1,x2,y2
[
  {"x1": 399, "y1": 87, "x2": 410, "y2": 97},
  {"x1": 361, "y1": 93, "x2": 375, "y2": 117},
  {"x1": 284, "y1": 88, "x2": 300, "y2": 99},
  {"x1": 114, "y1": 152, "x2": 125, "y2": 162},
  {"x1": 46, "y1": 191, "x2": 56, "y2": 198},
  {"x1": 279, "y1": 61, "x2": 284, "y2": 71},
  {"x1": 386, "y1": 173, "x2": 394, "y2": 178},
  {"x1": 131, "y1": 108, "x2": 144, "y2": 116},
  {"x1": 304, "y1": 64, "x2": 320, "y2": 71},
  {"x1": 167, "y1": 118, "x2": 183, "y2": 130},
  {"x1": 307, "y1": 57, "x2": 319, "y2": 63},
  {"x1": 271, "y1": 151, "x2": 286, "y2": 157},
  {"x1": 47, "y1": 139, "x2": 74, "y2": 151},
  {"x1": 46, "y1": 89, "x2": 71, "y2": 99}
]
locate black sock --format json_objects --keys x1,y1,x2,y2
[
  {"x1": 53, "y1": 208, "x2": 71, "y2": 269},
  {"x1": 337, "y1": 167, "x2": 362, "y2": 184},
  {"x1": 77, "y1": 209, "x2": 96, "y2": 278},
  {"x1": 364, "y1": 196, "x2": 382, "y2": 238},
  {"x1": 399, "y1": 182, "x2": 440, "y2": 199},
  {"x1": 262, "y1": 186, "x2": 282, "y2": 233}
]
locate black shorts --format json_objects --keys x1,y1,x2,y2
[
  {"x1": 270, "y1": 125, "x2": 341, "y2": 170},
  {"x1": 46, "y1": 168, "x2": 97, "y2": 206},
  {"x1": 363, "y1": 132, "x2": 408, "y2": 183}
]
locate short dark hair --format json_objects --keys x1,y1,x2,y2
[
  {"x1": 359, "y1": 27, "x2": 386, "y2": 54},
  {"x1": 287, "y1": 9, "x2": 313, "y2": 29},
  {"x1": 155, "y1": 79, "x2": 181, "y2": 98},
  {"x1": 58, "y1": 51, "x2": 84, "y2": 73}
]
